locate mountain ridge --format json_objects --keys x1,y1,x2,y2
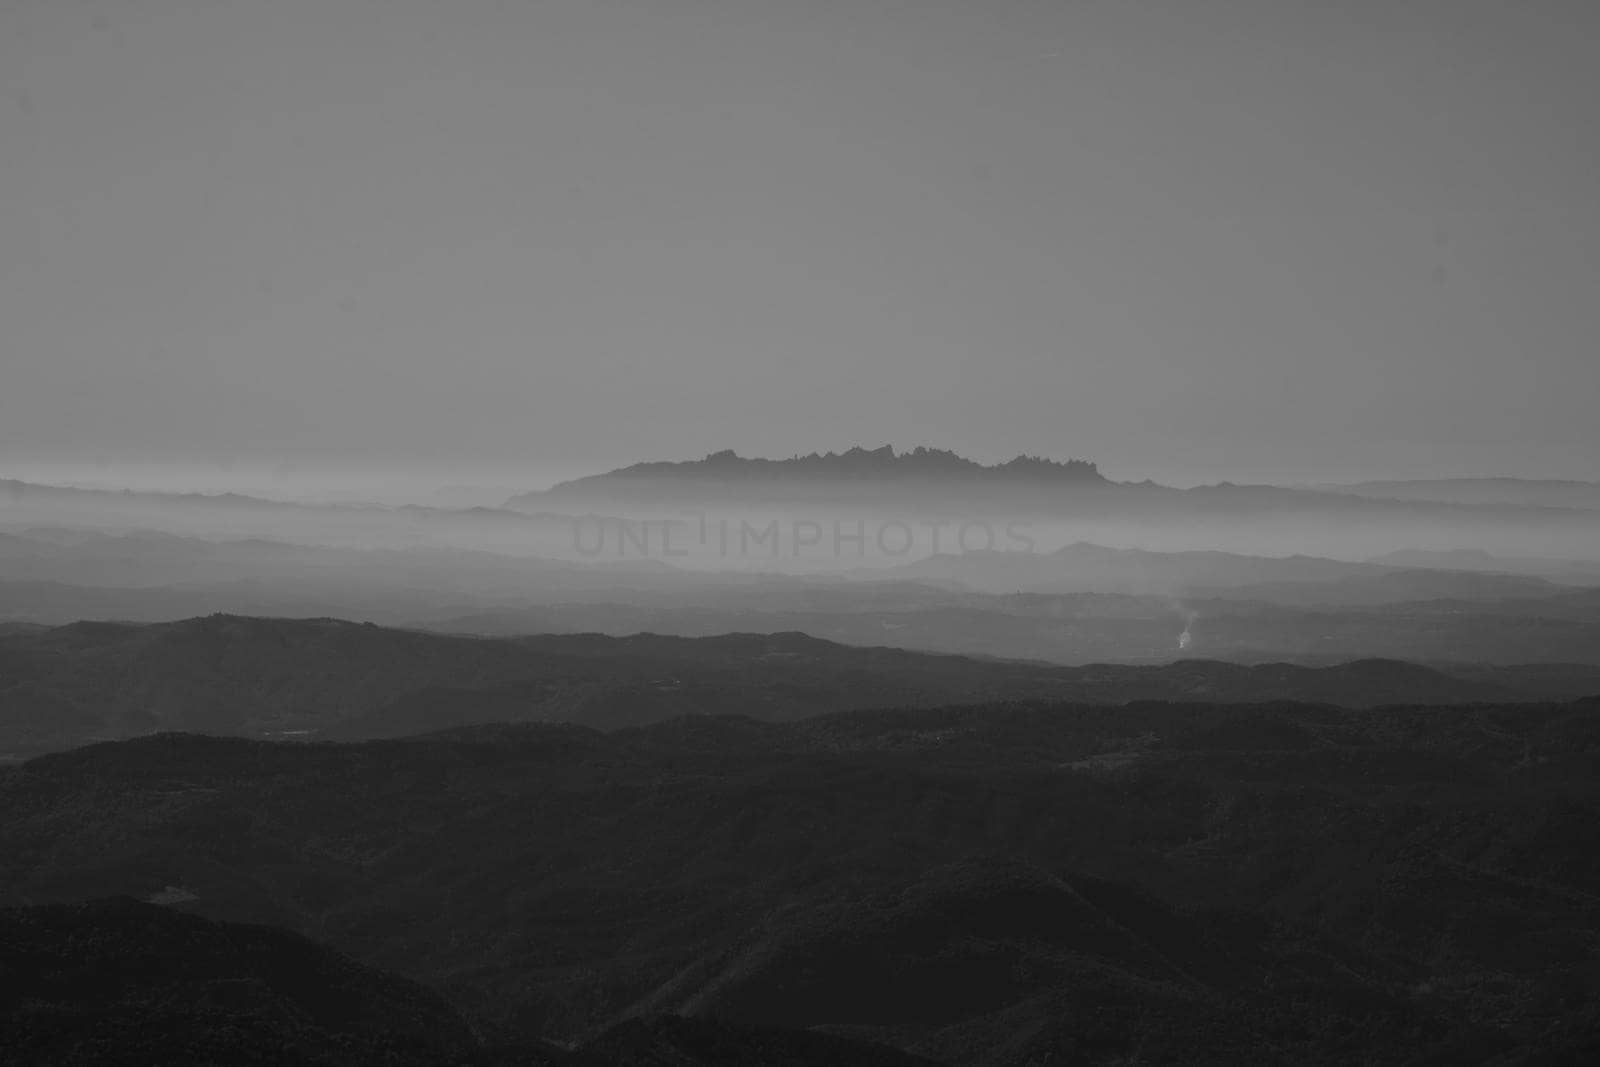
[
  {"x1": 0, "y1": 613, "x2": 1566, "y2": 756},
  {"x1": 544, "y1": 446, "x2": 1107, "y2": 489}
]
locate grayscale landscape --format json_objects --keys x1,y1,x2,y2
[{"x1": 3, "y1": 2, "x2": 1598, "y2": 1064}]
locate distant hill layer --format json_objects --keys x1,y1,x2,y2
[
  {"x1": 1324, "y1": 477, "x2": 1600, "y2": 510},
  {"x1": 886, "y1": 541, "x2": 1573, "y2": 600},
  {"x1": 0, "y1": 614, "x2": 1577, "y2": 756}
]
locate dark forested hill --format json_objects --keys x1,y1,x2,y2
[
  {"x1": 4, "y1": 697, "x2": 1600, "y2": 1064},
  {"x1": 0, "y1": 897, "x2": 481, "y2": 1066},
  {"x1": 0, "y1": 899, "x2": 935, "y2": 1066}
]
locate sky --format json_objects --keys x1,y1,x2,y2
[{"x1": 2, "y1": 0, "x2": 1597, "y2": 491}]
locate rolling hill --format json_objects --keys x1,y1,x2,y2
[
  {"x1": 5, "y1": 696, "x2": 1600, "y2": 1063},
  {"x1": 0, "y1": 615, "x2": 1568, "y2": 756}
]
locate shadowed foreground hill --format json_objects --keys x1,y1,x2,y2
[
  {"x1": 0, "y1": 898, "x2": 480, "y2": 1066},
  {"x1": 0, "y1": 614, "x2": 1560, "y2": 755},
  {"x1": 0, "y1": 899, "x2": 934, "y2": 1066},
  {"x1": 4, "y1": 697, "x2": 1600, "y2": 1063}
]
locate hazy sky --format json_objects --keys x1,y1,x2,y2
[{"x1": 3, "y1": 0, "x2": 1597, "y2": 489}]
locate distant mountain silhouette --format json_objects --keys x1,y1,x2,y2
[
  {"x1": 507, "y1": 446, "x2": 1107, "y2": 508},
  {"x1": 0, "y1": 477, "x2": 287, "y2": 510},
  {"x1": 500, "y1": 453, "x2": 1600, "y2": 568},
  {"x1": 1322, "y1": 477, "x2": 1600, "y2": 510},
  {"x1": 568, "y1": 446, "x2": 1104, "y2": 484}
]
